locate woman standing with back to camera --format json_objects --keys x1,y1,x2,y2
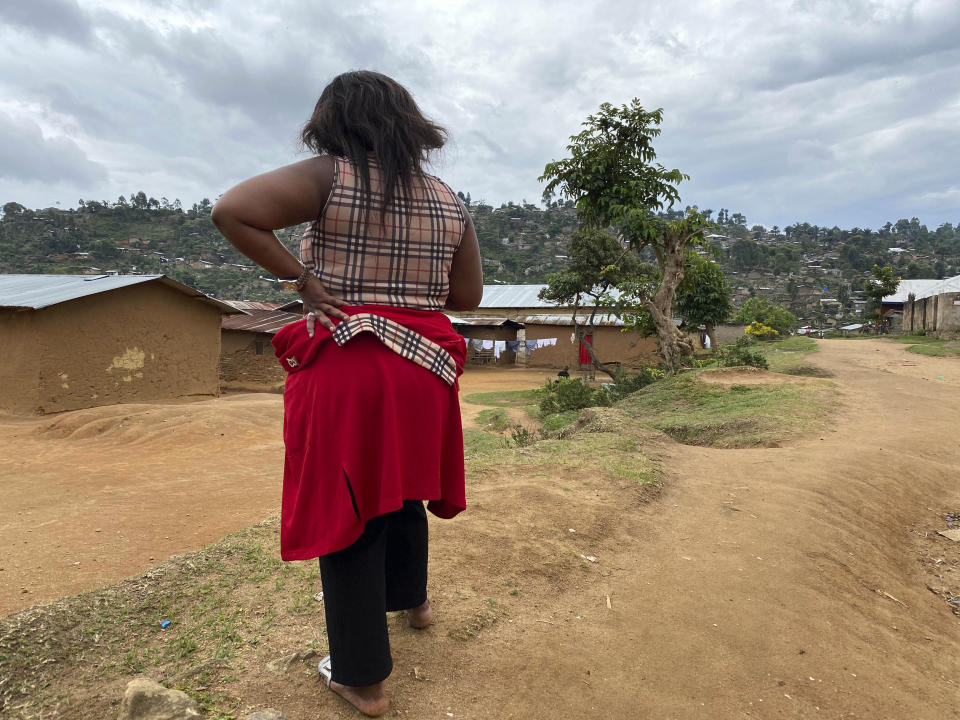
[{"x1": 212, "y1": 70, "x2": 482, "y2": 717}]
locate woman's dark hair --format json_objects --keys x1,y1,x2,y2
[{"x1": 301, "y1": 71, "x2": 446, "y2": 215}]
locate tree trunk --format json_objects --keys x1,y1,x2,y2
[
  {"x1": 643, "y1": 227, "x2": 694, "y2": 372},
  {"x1": 578, "y1": 329, "x2": 619, "y2": 381}
]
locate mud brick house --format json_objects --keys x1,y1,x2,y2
[
  {"x1": 0, "y1": 274, "x2": 236, "y2": 415},
  {"x1": 220, "y1": 303, "x2": 301, "y2": 387}
]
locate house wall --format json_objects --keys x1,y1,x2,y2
[
  {"x1": 0, "y1": 282, "x2": 221, "y2": 415},
  {"x1": 937, "y1": 293, "x2": 960, "y2": 336},
  {"x1": 902, "y1": 293, "x2": 960, "y2": 337},
  {"x1": 0, "y1": 310, "x2": 41, "y2": 414},
  {"x1": 523, "y1": 324, "x2": 660, "y2": 368},
  {"x1": 219, "y1": 330, "x2": 286, "y2": 386},
  {"x1": 713, "y1": 324, "x2": 748, "y2": 345}
]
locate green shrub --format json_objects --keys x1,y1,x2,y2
[
  {"x1": 509, "y1": 425, "x2": 536, "y2": 447},
  {"x1": 606, "y1": 367, "x2": 665, "y2": 401},
  {"x1": 716, "y1": 335, "x2": 769, "y2": 369},
  {"x1": 539, "y1": 378, "x2": 603, "y2": 414}
]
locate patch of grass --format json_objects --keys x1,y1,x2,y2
[
  {"x1": 908, "y1": 343, "x2": 960, "y2": 357},
  {"x1": 883, "y1": 334, "x2": 960, "y2": 357},
  {"x1": 619, "y1": 372, "x2": 832, "y2": 448},
  {"x1": 885, "y1": 333, "x2": 943, "y2": 344},
  {"x1": 757, "y1": 336, "x2": 820, "y2": 373},
  {"x1": 538, "y1": 410, "x2": 580, "y2": 433},
  {"x1": 476, "y1": 408, "x2": 510, "y2": 431},
  {"x1": 0, "y1": 518, "x2": 323, "y2": 719},
  {"x1": 462, "y1": 389, "x2": 541, "y2": 407}
]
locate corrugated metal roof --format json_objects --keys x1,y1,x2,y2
[
  {"x1": 480, "y1": 284, "x2": 555, "y2": 308},
  {"x1": 479, "y1": 284, "x2": 623, "y2": 309},
  {"x1": 221, "y1": 309, "x2": 302, "y2": 334},
  {"x1": 223, "y1": 300, "x2": 283, "y2": 311},
  {"x1": 882, "y1": 277, "x2": 959, "y2": 304},
  {"x1": 520, "y1": 313, "x2": 627, "y2": 327},
  {"x1": 928, "y1": 275, "x2": 960, "y2": 298},
  {"x1": 445, "y1": 314, "x2": 523, "y2": 327},
  {"x1": 0, "y1": 274, "x2": 238, "y2": 313}
]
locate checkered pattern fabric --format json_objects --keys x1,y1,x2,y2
[
  {"x1": 300, "y1": 156, "x2": 465, "y2": 311},
  {"x1": 331, "y1": 313, "x2": 457, "y2": 386}
]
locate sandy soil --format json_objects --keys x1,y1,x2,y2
[
  {"x1": 2, "y1": 340, "x2": 959, "y2": 718},
  {"x1": 0, "y1": 367, "x2": 558, "y2": 616}
]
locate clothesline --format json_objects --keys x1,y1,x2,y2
[{"x1": 463, "y1": 337, "x2": 557, "y2": 358}]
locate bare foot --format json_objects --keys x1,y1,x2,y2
[
  {"x1": 329, "y1": 680, "x2": 389, "y2": 717},
  {"x1": 406, "y1": 598, "x2": 433, "y2": 629}
]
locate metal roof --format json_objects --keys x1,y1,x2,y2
[
  {"x1": 480, "y1": 284, "x2": 556, "y2": 308},
  {"x1": 445, "y1": 314, "x2": 523, "y2": 328},
  {"x1": 479, "y1": 284, "x2": 623, "y2": 309},
  {"x1": 221, "y1": 309, "x2": 302, "y2": 334},
  {"x1": 882, "y1": 276, "x2": 959, "y2": 304},
  {"x1": 0, "y1": 274, "x2": 239, "y2": 312},
  {"x1": 223, "y1": 300, "x2": 283, "y2": 312},
  {"x1": 520, "y1": 313, "x2": 627, "y2": 327}
]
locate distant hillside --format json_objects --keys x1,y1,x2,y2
[{"x1": 2, "y1": 195, "x2": 958, "y2": 323}]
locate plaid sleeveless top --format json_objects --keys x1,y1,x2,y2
[{"x1": 300, "y1": 156, "x2": 466, "y2": 311}]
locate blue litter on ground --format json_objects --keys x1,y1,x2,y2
[{"x1": 160, "y1": 620, "x2": 171, "y2": 629}]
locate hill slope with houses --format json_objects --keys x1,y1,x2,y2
[{"x1": 2, "y1": 196, "x2": 958, "y2": 325}]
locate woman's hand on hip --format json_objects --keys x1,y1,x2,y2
[{"x1": 301, "y1": 275, "x2": 349, "y2": 337}]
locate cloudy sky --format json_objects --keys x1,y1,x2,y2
[{"x1": 1, "y1": 0, "x2": 958, "y2": 230}]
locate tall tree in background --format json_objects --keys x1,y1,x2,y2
[
  {"x1": 539, "y1": 100, "x2": 709, "y2": 371},
  {"x1": 865, "y1": 264, "x2": 901, "y2": 332},
  {"x1": 674, "y1": 255, "x2": 733, "y2": 348}
]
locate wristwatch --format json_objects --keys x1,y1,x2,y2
[{"x1": 278, "y1": 266, "x2": 312, "y2": 292}]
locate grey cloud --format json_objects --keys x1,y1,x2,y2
[
  {"x1": 0, "y1": 112, "x2": 107, "y2": 184},
  {"x1": 0, "y1": 0, "x2": 93, "y2": 45}
]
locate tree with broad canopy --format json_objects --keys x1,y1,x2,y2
[{"x1": 539, "y1": 100, "x2": 711, "y2": 372}]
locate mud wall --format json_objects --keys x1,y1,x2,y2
[
  {"x1": 0, "y1": 310, "x2": 41, "y2": 414},
  {"x1": 523, "y1": 325, "x2": 661, "y2": 368},
  {"x1": 1, "y1": 282, "x2": 222, "y2": 415},
  {"x1": 219, "y1": 330, "x2": 286, "y2": 385}
]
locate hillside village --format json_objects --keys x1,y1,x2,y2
[{"x1": 2, "y1": 198, "x2": 959, "y2": 329}]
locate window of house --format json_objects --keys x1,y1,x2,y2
[{"x1": 255, "y1": 340, "x2": 264, "y2": 356}]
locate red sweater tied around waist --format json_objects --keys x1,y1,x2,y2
[{"x1": 272, "y1": 305, "x2": 467, "y2": 560}]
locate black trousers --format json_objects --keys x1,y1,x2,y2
[{"x1": 318, "y1": 501, "x2": 428, "y2": 686}]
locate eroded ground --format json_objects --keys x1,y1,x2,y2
[{"x1": 1, "y1": 340, "x2": 958, "y2": 719}]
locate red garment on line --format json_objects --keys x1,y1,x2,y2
[
  {"x1": 272, "y1": 305, "x2": 467, "y2": 560},
  {"x1": 578, "y1": 334, "x2": 593, "y2": 365}
]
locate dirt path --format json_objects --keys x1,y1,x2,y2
[
  {"x1": 446, "y1": 338, "x2": 960, "y2": 719},
  {"x1": 3, "y1": 341, "x2": 959, "y2": 719}
]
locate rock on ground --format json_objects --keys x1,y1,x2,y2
[
  {"x1": 243, "y1": 711, "x2": 286, "y2": 720},
  {"x1": 118, "y1": 677, "x2": 201, "y2": 720}
]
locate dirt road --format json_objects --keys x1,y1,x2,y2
[
  {"x1": 0, "y1": 367, "x2": 557, "y2": 616},
  {"x1": 445, "y1": 338, "x2": 960, "y2": 719},
  {"x1": 2, "y1": 340, "x2": 958, "y2": 718}
]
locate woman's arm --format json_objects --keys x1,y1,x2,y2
[
  {"x1": 445, "y1": 204, "x2": 483, "y2": 311},
  {"x1": 211, "y1": 156, "x2": 348, "y2": 331}
]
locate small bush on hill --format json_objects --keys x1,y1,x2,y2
[
  {"x1": 745, "y1": 321, "x2": 779, "y2": 341},
  {"x1": 716, "y1": 335, "x2": 769, "y2": 369},
  {"x1": 539, "y1": 378, "x2": 607, "y2": 414},
  {"x1": 607, "y1": 366, "x2": 666, "y2": 401}
]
